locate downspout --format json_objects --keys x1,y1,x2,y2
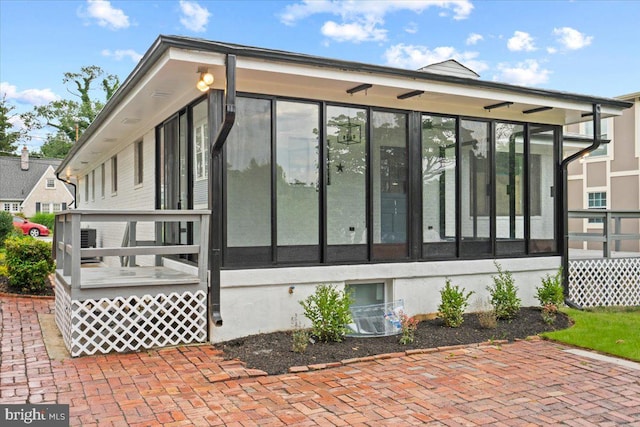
[
  {"x1": 559, "y1": 103, "x2": 601, "y2": 310},
  {"x1": 55, "y1": 172, "x2": 76, "y2": 208},
  {"x1": 208, "y1": 54, "x2": 236, "y2": 327}
]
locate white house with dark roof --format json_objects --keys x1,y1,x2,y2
[
  {"x1": 52, "y1": 35, "x2": 632, "y2": 356},
  {"x1": 0, "y1": 147, "x2": 74, "y2": 217}
]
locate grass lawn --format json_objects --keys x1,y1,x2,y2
[{"x1": 542, "y1": 307, "x2": 640, "y2": 362}]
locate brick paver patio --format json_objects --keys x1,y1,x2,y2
[{"x1": 1, "y1": 295, "x2": 639, "y2": 426}]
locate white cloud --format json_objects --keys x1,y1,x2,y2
[
  {"x1": 466, "y1": 33, "x2": 483, "y2": 45},
  {"x1": 546, "y1": 47, "x2": 558, "y2": 54},
  {"x1": 179, "y1": 0, "x2": 211, "y2": 33},
  {"x1": 101, "y1": 49, "x2": 143, "y2": 63},
  {"x1": 279, "y1": 1, "x2": 473, "y2": 43},
  {"x1": 321, "y1": 20, "x2": 386, "y2": 43},
  {"x1": 404, "y1": 22, "x2": 418, "y2": 34},
  {"x1": 553, "y1": 27, "x2": 593, "y2": 50},
  {"x1": 383, "y1": 43, "x2": 488, "y2": 74},
  {"x1": 507, "y1": 31, "x2": 536, "y2": 52},
  {"x1": 494, "y1": 60, "x2": 551, "y2": 86},
  {"x1": 1, "y1": 82, "x2": 58, "y2": 106},
  {"x1": 82, "y1": 0, "x2": 130, "y2": 30}
]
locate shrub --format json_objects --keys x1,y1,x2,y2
[
  {"x1": 487, "y1": 262, "x2": 521, "y2": 320},
  {"x1": 473, "y1": 297, "x2": 498, "y2": 329},
  {"x1": 30, "y1": 212, "x2": 55, "y2": 231},
  {"x1": 291, "y1": 314, "x2": 309, "y2": 353},
  {"x1": 5, "y1": 235, "x2": 55, "y2": 294},
  {"x1": 0, "y1": 211, "x2": 14, "y2": 248},
  {"x1": 438, "y1": 279, "x2": 473, "y2": 328},
  {"x1": 300, "y1": 284, "x2": 353, "y2": 342},
  {"x1": 398, "y1": 311, "x2": 419, "y2": 344},
  {"x1": 536, "y1": 268, "x2": 564, "y2": 307}
]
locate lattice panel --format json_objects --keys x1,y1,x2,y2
[
  {"x1": 68, "y1": 291, "x2": 207, "y2": 357},
  {"x1": 55, "y1": 283, "x2": 73, "y2": 352},
  {"x1": 568, "y1": 258, "x2": 640, "y2": 307}
]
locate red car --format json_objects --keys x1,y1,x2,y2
[{"x1": 12, "y1": 216, "x2": 50, "y2": 237}]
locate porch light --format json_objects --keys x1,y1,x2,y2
[{"x1": 196, "y1": 67, "x2": 214, "y2": 92}]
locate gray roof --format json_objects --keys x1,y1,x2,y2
[{"x1": 0, "y1": 156, "x2": 62, "y2": 200}]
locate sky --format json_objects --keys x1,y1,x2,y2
[{"x1": 1, "y1": 0, "x2": 639, "y2": 152}]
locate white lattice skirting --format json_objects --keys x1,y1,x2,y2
[
  {"x1": 568, "y1": 258, "x2": 640, "y2": 307},
  {"x1": 55, "y1": 287, "x2": 207, "y2": 357}
]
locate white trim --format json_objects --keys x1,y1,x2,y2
[{"x1": 20, "y1": 165, "x2": 74, "y2": 207}]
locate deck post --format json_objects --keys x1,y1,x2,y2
[{"x1": 70, "y1": 212, "x2": 82, "y2": 289}]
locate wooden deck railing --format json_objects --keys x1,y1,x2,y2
[
  {"x1": 568, "y1": 210, "x2": 640, "y2": 258},
  {"x1": 53, "y1": 209, "x2": 210, "y2": 293}
]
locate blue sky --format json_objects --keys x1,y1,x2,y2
[{"x1": 1, "y1": 0, "x2": 639, "y2": 151}]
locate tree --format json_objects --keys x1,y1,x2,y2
[
  {"x1": 23, "y1": 65, "x2": 120, "y2": 157},
  {"x1": 0, "y1": 95, "x2": 25, "y2": 155},
  {"x1": 38, "y1": 131, "x2": 73, "y2": 159}
]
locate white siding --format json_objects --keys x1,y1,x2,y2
[{"x1": 81, "y1": 130, "x2": 157, "y2": 267}]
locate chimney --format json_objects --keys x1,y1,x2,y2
[{"x1": 21, "y1": 146, "x2": 29, "y2": 170}]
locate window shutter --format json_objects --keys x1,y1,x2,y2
[
  {"x1": 62, "y1": 202, "x2": 67, "y2": 210},
  {"x1": 35, "y1": 202, "x2": 41, "y2": 213}
]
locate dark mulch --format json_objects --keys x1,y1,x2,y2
[
  {"x1": 220, "y1": 307, "x2": 571, "y2": 375},
  {"x1": 0, "y1": 275, "x2": 55, "y2": 296}
]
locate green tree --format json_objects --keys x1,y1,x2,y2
[
  {"x1": 38, "y1": 131, "x2": 73, "y2": 159},
  {"x1": 0, "y1": 95, "x2": 25, "y2": 155},
  {"x1": 23, "y1": 65, "x2": 120, "y2": 157}
]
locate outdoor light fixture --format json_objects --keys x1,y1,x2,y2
[
  {"x1": 196, "y1": 67, "x2": 214, "y2": 92},
  {"x1": 484, "y1": 101, "x2": 513, "y2": 111}
]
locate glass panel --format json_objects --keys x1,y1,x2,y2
[
  {"x1": 276, "y1": 101, "x2": 319, "y2": 247},
  {"x1": 529, "y1": 124, "x2": 557, "y2": 253},
  {"x1": 226, "y1": 97, "x2": 272, "y2": 247},
  {"x1": 346, "y1": 283, "x2": 385, "y2": 307},
  {"x1": 372, "y1": 110, "x2": 408, "y2": 259},
  {"x1": 460, "y1": 120, "x2": 491, "y2": 242},
  {"x1": 422, "y1": 115, "x2": 456, "y2": 243},
  {"x1": 495, "y1": 122, "x2": 525, "y2": 239},
  {"x1": 326, "y1": 106, "x2": 367, "y2": 247}
]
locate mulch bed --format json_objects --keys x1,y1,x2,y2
[
  {"x1": 0, "y1": 275, "x2": 55, "y2": 297},
  {"x1": 220, "y1": 307, "x2": 571, "y2": 375}
]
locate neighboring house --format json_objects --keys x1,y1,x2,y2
[
  {"x1": 0, "y1": 147, "x2": 74, "y2": 218},
  {"x1": 54, "y1": 35, "x2": 632, "y2": 354},
  {"x1": 566, "y1": 92, "x2": 640, "y2": 253}
]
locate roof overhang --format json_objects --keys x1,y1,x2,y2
[{"x1": 57, "y1": 35, "x2": 633, "y2": 178}]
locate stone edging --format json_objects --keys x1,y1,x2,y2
[{"x1": 287, "y1": 338, "x2": 542, "y2": 374}]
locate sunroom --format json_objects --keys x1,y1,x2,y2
[{"x1": 54, "y1": 36, "x2": 631, "y2": 354}]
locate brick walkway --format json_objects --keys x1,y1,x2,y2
[{"x1": 1, "y1": 295, "x2": 640, "y2": 426}]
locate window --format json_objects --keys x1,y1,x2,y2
[
  {"x1": 52, "y1": 203, "x2": 61, "y2": 212},
  {"x1": 495, "y1": 122, "x2": 525, "y2": 240},
  {"x1": 529, "y1": 125, "x2": 557, "y2": 253},
  {"x1": 111, "y1": 155, "x2": 118, "y2": 194},
  {"x1": 326, "y1": 105, "x2": 368, "y2": 262},
  {"x1": 91, "y1": 169, "x2": 95, "y2": 201},
  {"x1": 11, "y1": 203, "x2": 19, "y2": 212},
  {"x1": 45, "y1": 179, "x2": 55, "y2": 189},
  {"x1": 422, "y1": 115, "x2": 456, "y2": 257},
  {"x1": 276, "y1": 100, "x2": 320, "y2": 262},
  {"x1": 225, "y1": 97, "x2": 272, "y2": 264},
  {"x1": 346, "y1": 283, "x2": 385, "y2": 306},
  {"x1": 372, "y1": 110, "x2": 408, "y2": 260},
  {"x1": 134, "y1": 140, "x2": 144, "y2": 185},
  {"x1": 101, "y1": 163, "x2": 105, "y2": 198},
  {"x1": 193, "y1": 118, "x2": 208, "y2": 181},
  {"x1": 588, "y1": 192, "x2": 606, "y2": 223},
  {"x1": 84, "y1": 175, "x2": 89, "y2": 202},
  {"x1": 3, "y1": 203, "x2": 10, "y2": 211}
]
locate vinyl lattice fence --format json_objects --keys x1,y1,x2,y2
[{"x1": 568, "y1": 258, "x2": 640, "y2": 307}]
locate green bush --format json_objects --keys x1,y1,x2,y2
[
  {"x1": 5, "y1": 235, "x2": 55, "y2": 294},
  {"x1": 438, "y1": 279, "x2": 473, "y2": 327},
  {"x1": 536, "y1": 268, "x2": 564, "y2": 307},
  {"x1": 487, "y1": 262, "x2": 521, "y2": 320},
  {"x1": 0, "y1": 211, "x2": 14, "y2": 248},
  {"x1": 30, "y1": 212, "x2": 55, "y2": 230},
  {"x1": 300, "y1": 284, "x2": 353, "y2": 342}
]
